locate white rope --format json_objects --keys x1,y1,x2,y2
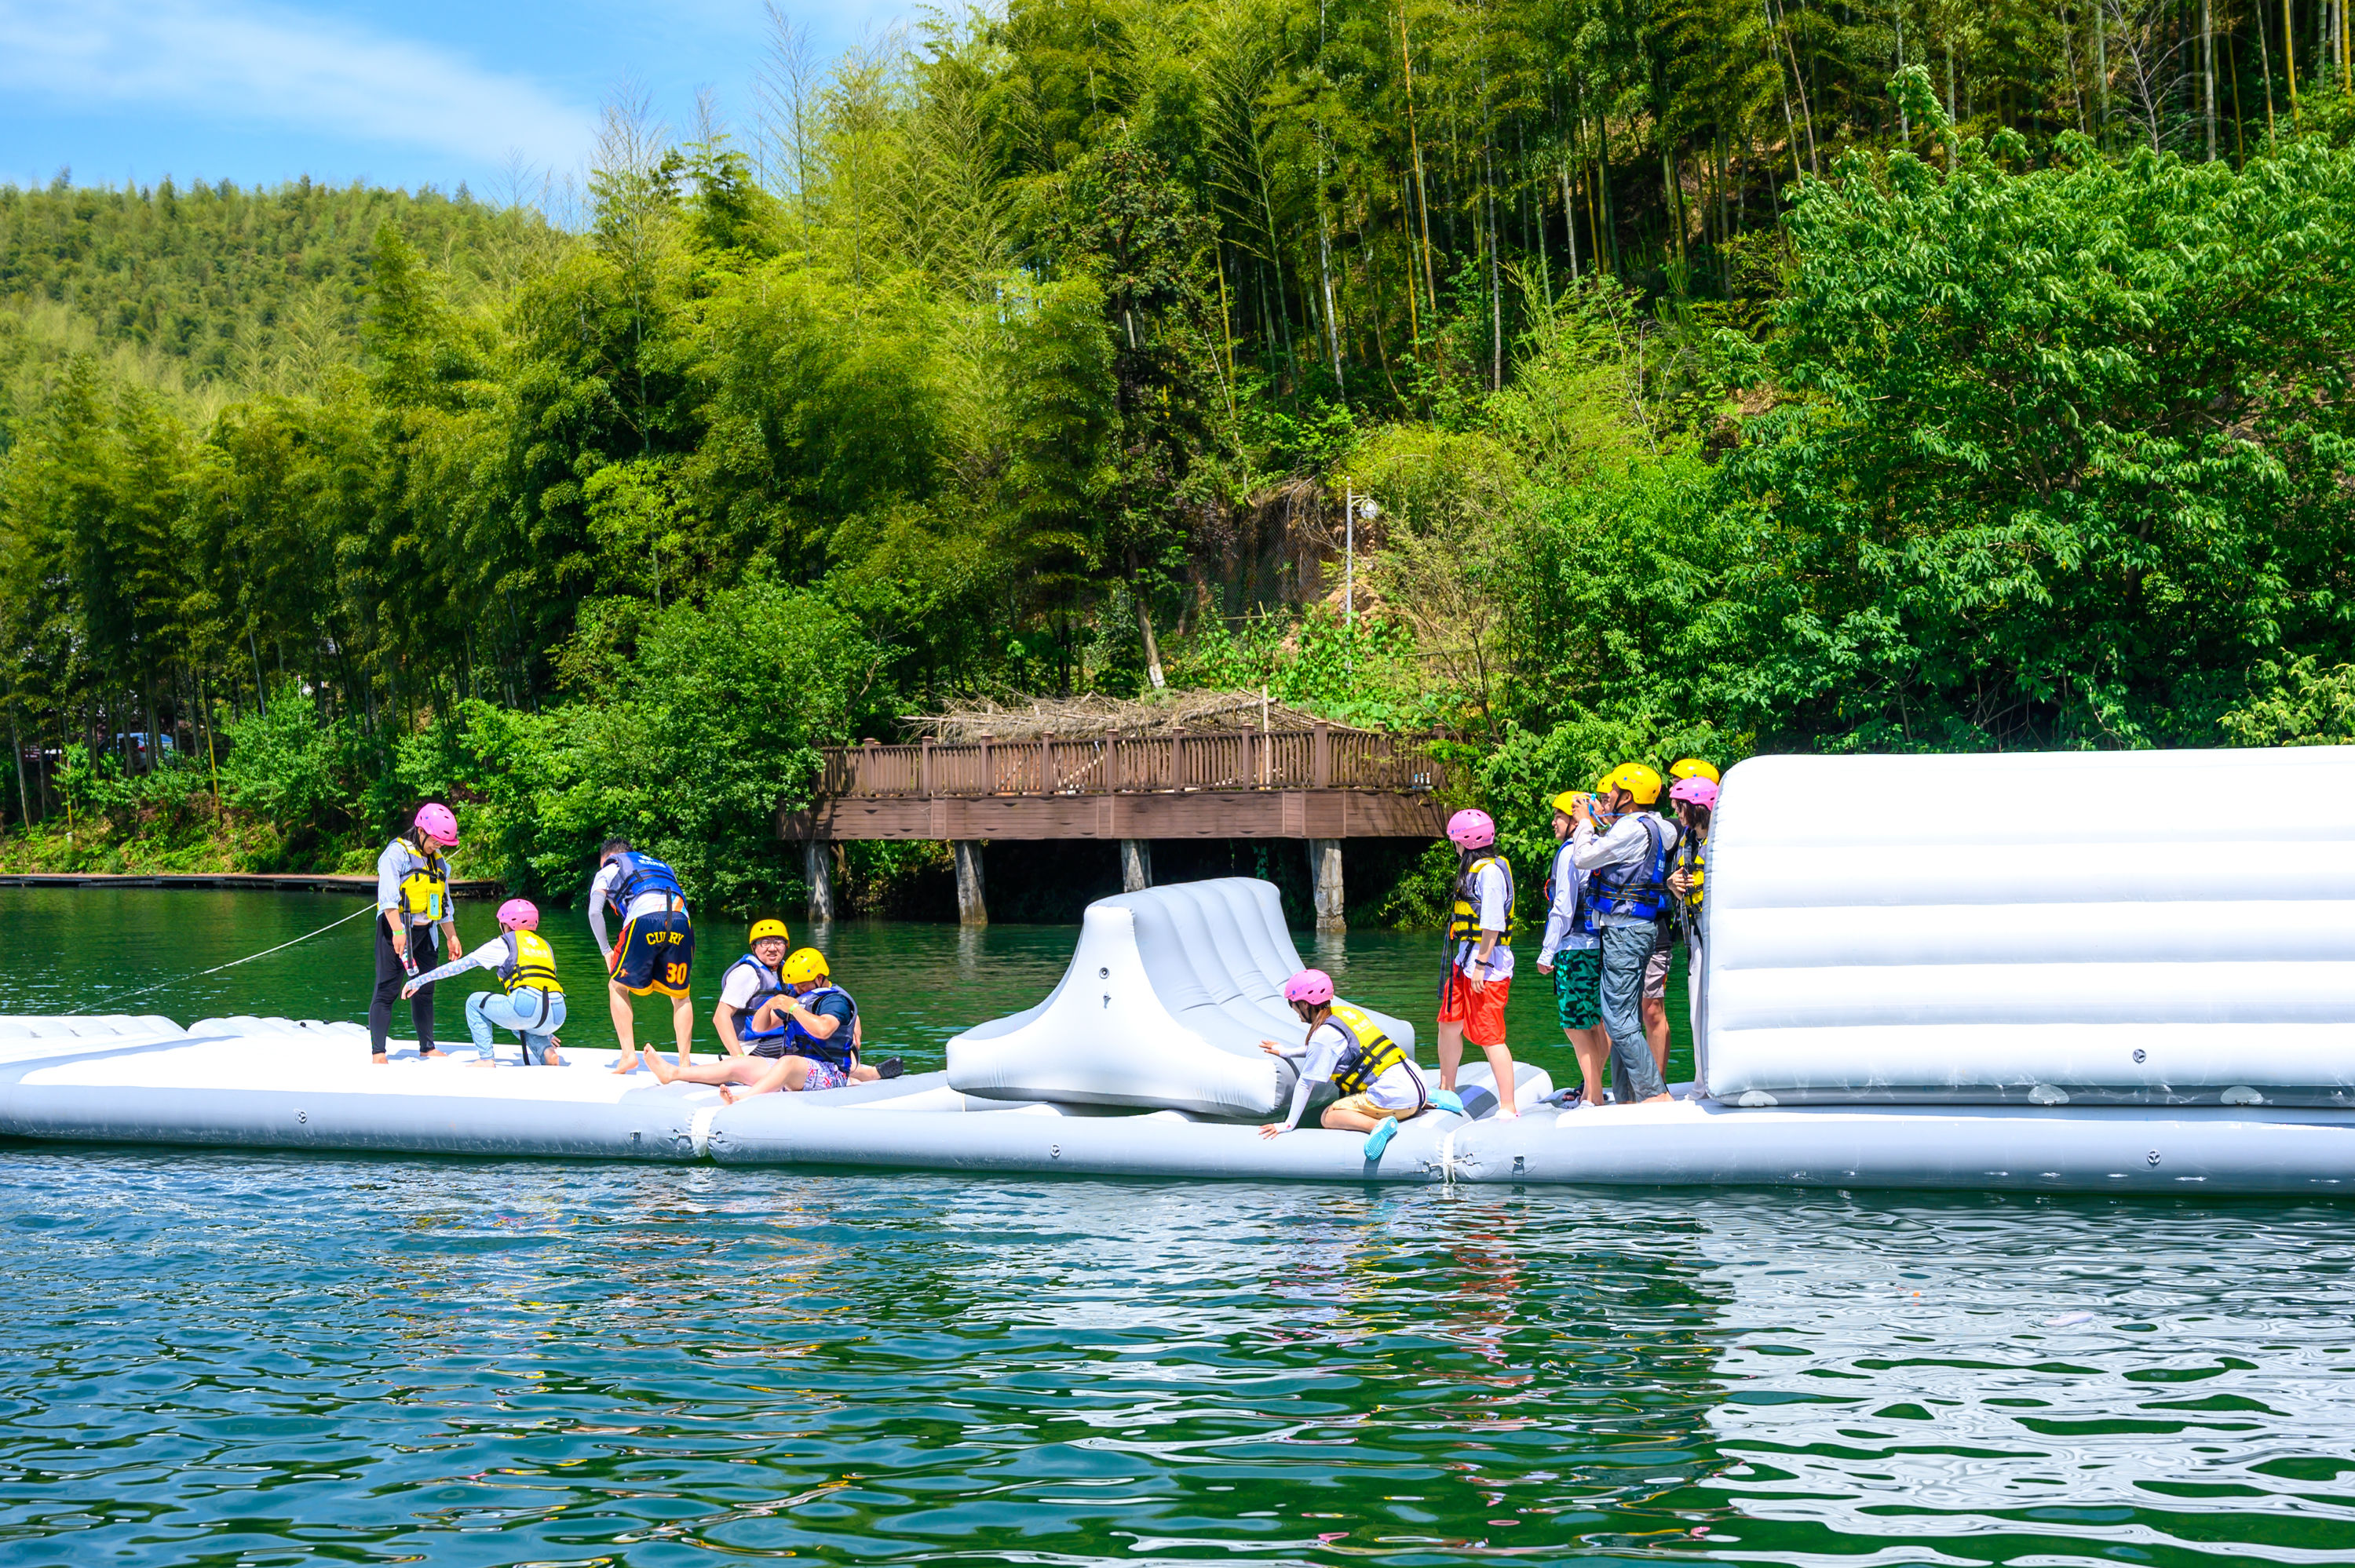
[{"x1": 101, "y1": 903, "x2": 377, "y2": 1008}]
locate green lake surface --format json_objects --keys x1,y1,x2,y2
[{"x1": 2, "y1": 887, "x2": 2350, "y2": 1566}]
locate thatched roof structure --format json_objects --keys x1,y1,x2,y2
[{"x1": 910, "y1": 691, "x2": 1366, "y2": 743}]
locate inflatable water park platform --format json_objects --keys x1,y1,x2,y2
[{"x1": 4, "y1": 747, "x2": 2351, "y2": 1194}]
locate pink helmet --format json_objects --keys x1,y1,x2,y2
[
  {"x1": 1446, "y1": 808, "x2": 1496, "y2": 849},
  {"x1": 1283, "y1": 968, "x2": 1336, "y2": 1006},
  {"x1": 496, "y1": 898, "x2": 540, "y2": 930},
  {"x1": 1669, "y1": 777, "x2": 1720, "y2": 811},
  {"x1": 414, "y1": 802, "x2": 458, "y2": 846}
]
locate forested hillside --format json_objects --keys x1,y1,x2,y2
[{"x1": 4, "y1": 0, "x2": 2353, "y2": 918}]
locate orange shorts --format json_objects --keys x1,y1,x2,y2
[{"x1": 1438, "y1": 970, "x2": 1511, "y2": 1047}]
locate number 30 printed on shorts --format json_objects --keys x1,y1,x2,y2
[{"x1": 665, "y1": 961, "x2": 688, "y2": 987}]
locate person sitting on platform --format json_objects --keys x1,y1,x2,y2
[
  {"x1": 714, "y1": 919, "x2": 791, "y2": 1056},
  {"x1": 401, "y1": 898, "x2": 567, "y2": 1065},
  {"x1": 1259, "y1": 968, "x2": 1430, "y2": 1159},
  {"x1": 648, "y1": 948, "x2": 900, "y2": 1101}
]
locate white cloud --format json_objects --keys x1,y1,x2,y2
[{"x1": 0, "y1": 0, "x2": 596, "y2": 171}]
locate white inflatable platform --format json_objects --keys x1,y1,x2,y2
[{"x1": 2, "y1": 747, "x2": 2350, "y2": 1194}]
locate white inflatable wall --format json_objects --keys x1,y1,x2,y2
[
  {"x1": 1704, "y1": 746, "x2": 2355, "y2": 1107},
  {"x1": 946, "y1": 877, "x2": 1418, "y2": 1118}
]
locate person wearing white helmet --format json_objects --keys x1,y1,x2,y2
[
  {"x1": 1436, "y1": 808, "x2": 1520, "y2": 1119},
  {"x1": 1568, "y1": 764, "x2": 1678, "y2": 1104},
  {"x1": 401, "y1": 898, "x2": 568, "y2": 1065},
  {"x1": 370, "y1": 802, "x2": 464, "y2": 1064}
]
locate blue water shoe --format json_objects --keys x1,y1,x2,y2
[{"x1": 1362, "y1": 1116, "x2": 1400, "y2": 1161}]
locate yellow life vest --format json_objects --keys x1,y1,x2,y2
[
  {"x1": 392, "y1": 837, "x2": 451, "y2": 922},
  {"x1": 1678, "y1": 830, "x2": 1707, "y2": 913},
  {"x1": 1326, "y1": 1003, "x2": 1411, "y2": 1095},
  {"x1": 501, "y1": 929, "x2": 562, "y2": 997},
  {"x1": 1446, "y1": 853, "x2": 1516, "y2": 946}
]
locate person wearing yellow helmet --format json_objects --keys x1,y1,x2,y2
[
  {"x1": 1668, "y1": 757, "x2": 1720, "y2": 786},
  {"x1": 1565, "y1": 763, "x2": 1680, "y2": 1105},
  {"x1": 712, "y1": 918, "x2": 792, "y2": 1056},
  {"x1": 1534, "y1": 792, "x2": 1608, "y2": 1106},
  {"x1": 652, "y1": 946, "x2": 904, "y2": 1097}
]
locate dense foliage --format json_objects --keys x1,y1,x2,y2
[{"x1": 4, "y1": 0, "x2": 2353, "y2": 917}]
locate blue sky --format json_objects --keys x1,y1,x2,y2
[{"x1": 0, "y1": 0, "x2": 910, "y2": 196}]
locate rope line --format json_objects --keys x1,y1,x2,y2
[{"x1": 103, "y1": 903, "x2": 376, "y2": 1008}]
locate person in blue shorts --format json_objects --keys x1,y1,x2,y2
[
  {"x1": 587, "y1": 837, "x2": 695, "y2": 1073},
  {"x1": 648, "y1": 948, "x2": 898, "y2": 1099}
]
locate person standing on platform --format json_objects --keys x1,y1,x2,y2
[
  {"x1": 1571, "y1": 765, "x2": 1678, "y2": 1105},
  {"x1": 370, "y1": 804, "x2": 463, "y2": 1064},
  {"x1": 1436, "y1": 808, "x2": 1521, "y2": 1120},
  {"x1": 1535, "y1": 792, "x2": 1609, "y2": 1105},
  {"x1": 588, "y1": 837, "x2": 696, "y2": 1074},
  {"x1": 1667, "y1": 771, "x2": 1718, "y2": 1060}
]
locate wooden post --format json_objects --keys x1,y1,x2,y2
[
  {"x1": 919, "y1": 738, "x2": 933, "y2": 797},
  {"x1": 1121, "y1": 839, "x2": 1153, "y2": 892},
  {"x1": 1309, "y1": 839, "x2": 1345, "y2": 932},
  {"x1": 805, "y1": 837, "x2": 836, "y2": 923},
  {"x1": 1311, "y1": 720, "x2": 1331, "y2": 789},
  {"x1": 953, "y1": 841, "x2": 988, "y2": 926}
]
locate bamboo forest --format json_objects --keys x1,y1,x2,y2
[{"x1": 4, "y1": 0, "x2": 2354, "y2": 917}]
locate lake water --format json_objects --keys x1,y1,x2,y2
[{"x1": 2, "y1": 888, "x2": 2350, "y2": 1566}]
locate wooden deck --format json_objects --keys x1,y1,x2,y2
[{"x1": 784, "y1": 724, "x2": 1456, "y2": 843}]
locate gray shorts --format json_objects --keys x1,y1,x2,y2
[{"x1": 1643, "y1": 948, "x2": 1671, "y2": 1001}]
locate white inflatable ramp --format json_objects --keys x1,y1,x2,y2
[
  {"x1": 0, "y1": 1017, "x2": 704, "y2": 1161},
  {"x1": 944, "y1": 877, "x2": 1417, "y2": 1118}
]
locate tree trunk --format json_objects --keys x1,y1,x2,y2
[
  {"x1": 10, "y1": 713, "x2": 28, "y2": 828},
  {"x1": 1132, "y1": 577, "x2": 1167, "y2": 690}
]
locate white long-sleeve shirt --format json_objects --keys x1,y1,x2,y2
[
  {"x1": 1272, "y1": 1021, "x2": 1426, "y2": 1131},
  {"x1": 1537, "y1": 840, "x2": 1600, "y2": 961},
  {"x1": 1569, "y1": 813, "x2": 1680, "y2": 930}
]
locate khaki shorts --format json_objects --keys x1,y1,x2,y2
[
  {"x1": 1332, "y1": 1092, "x2": 1424, "y2": 1121},
  {"x1": 1643, "y1": 948, "x2": 1672, "y2": 1001}
]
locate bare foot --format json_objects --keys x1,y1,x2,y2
[
  {"x1": 1495, "y1": 1106, "x2": 1521, "y2": 1119},
  {"x1": 369, "y1": 1054, "x2": 389, "y2": 1067},
  {"x1": 718, "y1": 1085, "x2": 740, "y2": 1105},
  {"x1": 419, "y1": 1048, "x2": 446, "y2": 1060},
  {"x1": 645, "y1": 1052, "x2": 679, "y2": 1085},
  {"x1": 543, "y1": 1049, "x2": 564, "y2": 1067},
  {"x1": 610, "y1": 1054, "x2": 640, "y2": 1075}
]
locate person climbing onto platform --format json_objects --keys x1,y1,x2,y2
[
  {"x1": 1436, "y1": 808, "x2": 1521, "y2": 1119},
  {"x1": 370, "y1": 803, "x2": 463, "y2": 1064},
  {"x1": 401, "y1": 898, "x2": 568, "y2": 1064},
  {"x1": 1258, "y1": 968, "x2": 1429, "y2": 1159},
  {"x1": 1571, "y1": 764, "x2": 1679, "y2": 1105},
  {"x1": 648, "y1": 947, "x2": 901, "y2": 1099},
  {"x1": 587, "y1": 837, "x2": 695, "y2": 1074},
  {"x1": 1535, "y1": 792, "x2": 1608, "y2": 1106},
  {"x1": 714, "y1": 919, "x2": 791, "y2": 1056}
]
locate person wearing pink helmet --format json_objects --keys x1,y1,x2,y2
[
  {"x1": 1435, "y1": 808, "x2": 1521, "y2": 1119},
  {"x1": 1258, "y1": 968, "x2": 1430, "y2": 1159},
  {"x1": 401, "y1": 898, "x2": 568, "y2": 1065},
  {"x1": 369, "y1": 803, "x2": 465, "y2": 1063}
]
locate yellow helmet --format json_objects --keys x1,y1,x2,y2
[
  {"x1": 783, "y1": 947, "x2": 831, "y2": 986},
  {"x1": 1669, "y1": 758, "x2": 1721, "y2": 786},
  {"x1": 1550, "y1": 790, "x2": 1590, "y2": 817},
  {"x1": 749, "y1": 918, "x2": 790, "y2": 945},
  {"x1": 1602, "y1": 762, "x2": 1664, "y2": 805}
]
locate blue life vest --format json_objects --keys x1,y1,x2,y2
[
  {"x1": 604, "y1": 851, "x2": 686, "y2": 916},
  {"x1": 783, "y1": 983, "x2": 860, "y2": 1069},
  {"x1": 1589, "y1": 814, "x2": 1676, "y2": 924},
  {"x1": 1545, "y1": 841, "x2": 1598, "y2": 938},
  {"x1": 721, "y1": 951, "x2": 784, "y2": 1030}
]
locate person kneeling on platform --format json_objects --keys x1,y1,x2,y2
[
  {"x1": 402, "y1": 899, "x2": 568, "y2": 1064},
  {"x1": 1259, "y1": 968, "x2": 1429, "y2": 1160},
  {"x1": 648, "y1": 948, "x2": 900, "y2": 1101}
]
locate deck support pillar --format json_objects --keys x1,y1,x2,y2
[
  {"x1": 1309, "y1": 838, "x2": 1344, "y2": 932},
  {"x1": 1120, "y1": 838, "x2": 1152, "y2": 892},
  {"x1": 804, "y1": 837, "x2": 835, "y2": 924},
  {"x1": 953, "y1": 840, "x2": 988, "y2": 926}
]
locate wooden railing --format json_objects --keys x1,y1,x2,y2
[{"x1": 817, "y1": 724, "x2": 1454, "y2": 797}]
